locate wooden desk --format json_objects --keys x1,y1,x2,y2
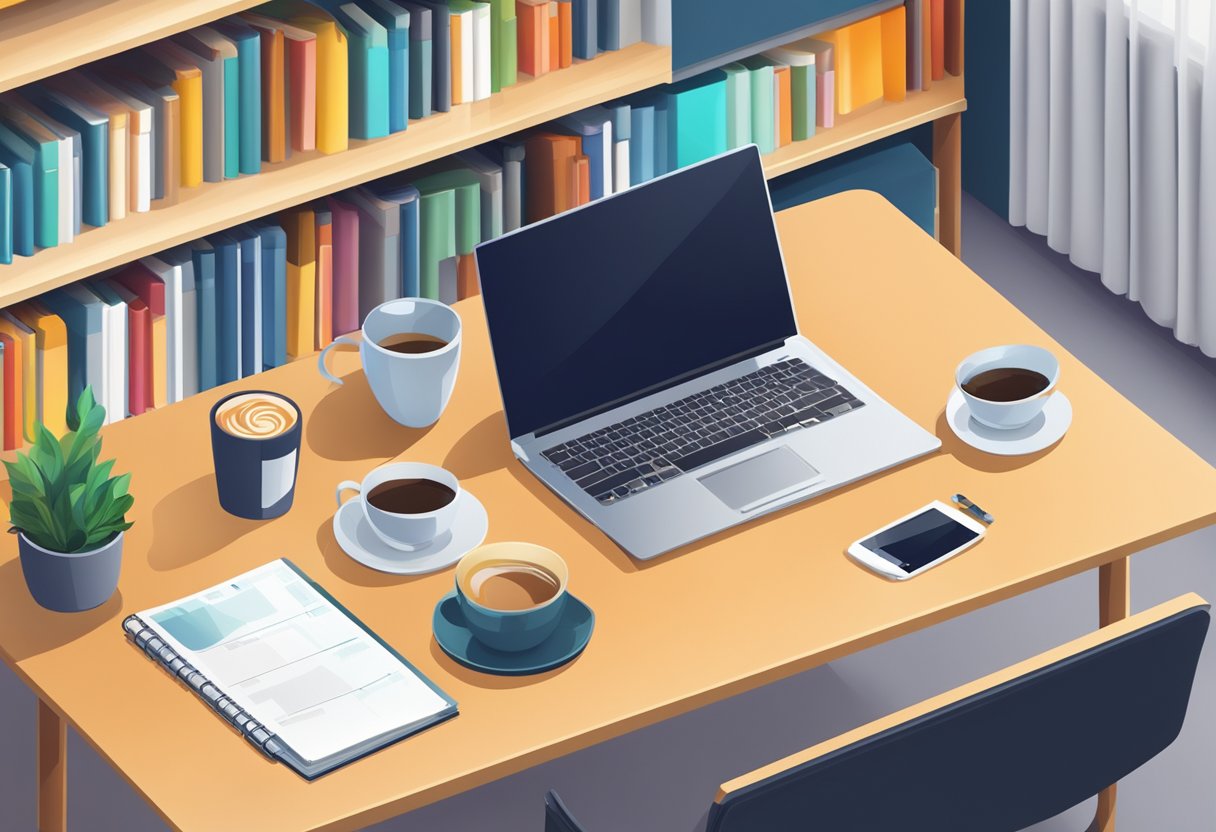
[{"x1": 2, "y1": 191, "x2": 1213, "y2": 832}]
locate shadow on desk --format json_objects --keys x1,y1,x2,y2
[
  {"x1": 146, "y1": 474, "x2": 260, "y2": 571},
  {"x1": 0, "y1": 559, "x2": 122, "y2": 660},
  {"x1": 308, "y1": 367, "x2": 428, "y2": 461},
  {"x1": 443, "y1": 412, "x2": 515, "y2": 480},
  {"x1": 932, "y1": 411, "x2": 1059, "y2": 472}
]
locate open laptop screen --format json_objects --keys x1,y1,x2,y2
[{"x1": 477, "y1": 146, "x2": 797, "y2": 439}]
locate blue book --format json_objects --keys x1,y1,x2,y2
[
  {"x1": 207, "y1": 233, "x2": 242, "y2": 385},
  {"x1": 191, "y1": 241, "x2": 219, "y2": 391},
  {"x1": 400, "y1": 2, "x2": 432, "y2": 119},
  {"x1": 250, "y1": 221, "x2": 287, "y2": 370},
  {"x1": 0, "y1": 164, "x2": 10, "y2": 265},
  {"x1": 25, "y1": 86, "x2": 109, "y2": 228},
  {"x1": 597, "y1": 0, "x2": 618, "y2": 51},
  {"x1": 0, "y1": 116, "x2": 58, "y2": 250},
  {"x1": 363, "y1": 0, "x2": 412, "y2": 133},
  {"x1": 211, "y1": 20, "x2": 263, "y2": 176},
  {"x1": 233, "y1": 227, "x2": 263, "y2": 378},
  {"x1": 572, "y1": 0, "x2": 597, "y2": 59},
  {"x1": 324, "y1": 1, "x2": 391, "y2": 139},
  {"x1": 0, "y1": 127, "x2": 35, "y2": 257},
  {"x1": 414, "y1": 0, "x2": 452, "y2": 112},
  {"x1": 369, "y1": 179, "x2": 421, "y2": 297},
  {"x1": 628, "y1": 100, "x2": 653, "y2": 184}
]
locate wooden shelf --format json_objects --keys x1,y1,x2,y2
[
  {"x1": 0, "y1": 0, "x2": 269, "y2": 94},
  {"x1": 761, "y1": 75, "x2": 966, "y2": 179},
  {"x1": 0, "y1": 43, "x2": 672, "y2": 308}
]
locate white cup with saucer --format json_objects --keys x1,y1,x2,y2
[
  {"x1": 333, "y1": 462, "x2": 488, "y2": 574},
  {"x1": 948, "y1": 344, "x2": 1072, "y2": 455}
]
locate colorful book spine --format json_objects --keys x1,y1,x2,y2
[
  {"x1": 881, "y1": 7, "x2": 907, "y2": 102},
  {"x1": 740, "y1": 57, "x2": 774, "y2": 155},
  {"x1": 931, "y1": 0, "x2": 945, "y2": 81},
  {"x1": 403, "y1": 2, "x2": 434, "y2": 118},
  {"x1": 721, "y1": 63, "x2": 752, "y2": 149},
  {"x1": 364, "y1": 0, "x2": 411, "y2": 134},
  {"x1": 0, "y1": 329, "x2": 19, "y2": 449},
  {"x1": 327, "y1": 196, "x2": 361, "y2": 336},
  {"x1": 517, "y1": 0, "x2": 550, "y2": 77},
  {"x1": 0, "y1": 163, "x2": 9, "y2": 265},
  {"x1": 571, "y1": 0, "x2": 596, "y2": 60},
  {"x1": 773, "y1": 65, "x2": 791, "y2": 148},
  {"x1": 662, "y1": 69, "x2": 727, "y2": 170},
  {"x1": 335, "y1": 3, "x2": 391, "y2": 139},
  {"x1": 418, "y1": 189, "x2": 455, "y2": 299},
  {"x1": 250, "y1": 221, "x2": 288, "y2": 369},
  {"x1": 281, "y1": 206, "x2": 316, "y2": 358},
  {"x1": 315, "y1": 206, "x2": 334, "y2": 349}
]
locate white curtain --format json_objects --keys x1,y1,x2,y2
[{"x1": 1009, "y1": 0, "x2": 1216, "y2": 357}]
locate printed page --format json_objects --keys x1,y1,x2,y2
[{"x1": 138, "y1": 560, "x2": 451, "y2": 763}]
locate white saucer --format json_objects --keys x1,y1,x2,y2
[
  {"x1": 946, "y1": 388, "x2": 1073, "y2": 456},
  {"x1": 333, "y1": 490, "x2": 488, "y2": 575}
]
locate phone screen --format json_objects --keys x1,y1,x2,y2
[{"x1": 861, "y1": 507, "x2": 980, "y2": 574}]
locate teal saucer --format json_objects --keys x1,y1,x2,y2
[{"x1": 432, "y1": 591, "x2": 595, "y2": 676}]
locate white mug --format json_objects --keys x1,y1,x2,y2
[
  {"x1": 319, "y1": 298, "x2": 462, "y2": 427},
  {"x1": 336, "y1": 462, "x2": 461, "y2": 551},
  {"x1": 956, "y1": 344, "x2": 1059, "y2": 430}
]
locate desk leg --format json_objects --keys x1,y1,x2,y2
[
  {"x1": 933, "y1": 111, "x2": 963, "y2": 258},
  {"x1": 38, "y1": 698, "x2": 66, "y2": 832},
  {"x1": 1090, "y1": 558, "x2": 1131, "y2": 832}
]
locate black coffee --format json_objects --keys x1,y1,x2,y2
[
  {"x1": 962, "y1": 367, "x2": 1050, "y2": 402},
  {"x1": 367, "y1": 478, "x2": 456, "y2": 514},
  {"x1": 379, "y1": 332, "x2": 449, "y2": 354}
]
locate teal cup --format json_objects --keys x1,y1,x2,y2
[{"x1": 454, "y1": 543, "x2": 569, "y2": 652}]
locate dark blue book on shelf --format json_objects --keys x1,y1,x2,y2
[
  {"x1": 573, "y1": 0, "x2": 598, "y2": 59},
  {"x1": 25, "y1": 85, "x2": 109, "y2": 228},
  {"x1": 0, "y1": 163, "x2": 10, "y2": 264},
  {"x1": 370, "y1": 179, "x2": 421, "y2": 297},
  {"x1": 210, "y1": 20, "x2": 263, "y2": 176},
  {"x1": 207, "y1": 232, "x2": 242, "y2": 385},
  {"x1": 191, "y1": 241, "x2": 219, "y2": 391},
  {"x1": 363, "y1": 0, "x2": 412, "y2": 134},
  {"x1": 414, "y1": 0, "x2": 452, "y2": 112},
  {"x1": 0, "y1": 129, "x2": 34, "y2": 257},
  {"x1": 250, "y1": 220, "x2": 288, "y2": 370},
  {"x1": 597, "y1": 0, "x2": 618, "y2": 51},
  {"x1": 399, "y1": 2, "x2": 432, "y2": 119},
  {"x1": 234, "y1": 226, "x2": 263, "y2": 378},
  {"x1": 39, "y1": 288, "x2": 98, "y2": 408}
]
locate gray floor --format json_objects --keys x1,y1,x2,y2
[{"x1": 3, "y1": 194, "x2": 1214, "y2": 831}]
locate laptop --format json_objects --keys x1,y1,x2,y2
[{"x1": 475, "y1": 145, "x2": 941, "y2": 560}]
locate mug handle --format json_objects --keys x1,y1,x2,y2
[
  {"x1": 318, "y1": 335, "x2": 362, "y2": 385},
  {"x1": 336, "y1": 480, "x2": 362, "y2": 507}
]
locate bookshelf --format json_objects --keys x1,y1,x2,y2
[
  {"x1": 0, "y1": 0, "x2": 269, "y2": 94},
  {"x1": 0, "y1": 43, "x2": 672, "y2": 309}
]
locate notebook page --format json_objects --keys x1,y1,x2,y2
[{"x1": 137, "y1": 559, "x2": 450, "y2": 763}]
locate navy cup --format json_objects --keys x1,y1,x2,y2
[{"x1": 209, "y1": 390, "x2": 303, "y2": 520}]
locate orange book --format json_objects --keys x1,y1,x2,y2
[
  {"x1": 548, "y1": 2, "x2": 560, "y2": 72},
  {"x1": 574, "y1": 155, "x2": 589, "y2": 205},
  {"x1": 945, "y1": 0, "x2": 964, "y2": 76},
  {"x1": 0, "y1": 331, "x2": 21, "y2": 449},
  {"x1": 456, "y1": 253, "x2": 479, "y2": 299},
  {"x1": 775, "y1": 65, "x2": 792, "y2": 146},
  {"x1": 244, "y1": 14, "x2": 288, "y2": 163},
  {"x1": 523, "y1": 131, "x2": 581, "y2": 222},
  {"x1": 314, "y1": 207, "x2": 334, "y2": 349},
  {"x1": 880, "y1": 7, "x2": 907, "y2": 102},
  {"x1": 517, "y1": 0, "x2": 550, "y2": 77},
  {"x1": 922, "y1": 0, "x2": 932, "y2": 90},
  {"x1": 450, "y1": 13, "x2": 464, "y2": 105},
  {"x1": 11, "y1": 303, "x2": 68, "y2": 436},
  {"x1": 930, "y1": 0, "x2": 945, "y2": 81},
  {"x1": 557, "y1": 0, "x2": 573, "y2": 68}
]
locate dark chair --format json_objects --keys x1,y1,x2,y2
[{"x1": 545, "y1": 594, "x2": 1209, "y2": 832}]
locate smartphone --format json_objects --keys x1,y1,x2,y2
[{"x1": 847, "y1": 500, "x2": 988, "y2": 580}]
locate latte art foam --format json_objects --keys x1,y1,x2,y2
[{"x1": 215, "y1": 393, "x2": 298, "y2": 439}]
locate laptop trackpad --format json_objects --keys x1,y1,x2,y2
[{"x1": 697, "y1": 447, "x2": 823, "y2": 512}]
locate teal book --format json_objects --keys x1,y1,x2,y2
[
  {"x1": 663, "y1": 70, "x2": 727, "y2": 170},
  {"x1": 414, "y1": 164, "x2": 481, "y2": 256},
  {"x1": 0, "y1": 163, "x2": 10, "y2": 264},
  {"x1": 363, "y1": 0, "x2": 411, "y2": 133},
  {"x1": 400, "y1": 2, "x2": 433, "y2": 118},
  {"x1": 0, "y1": 113, "x2": 58, "y2": 249},
  {"x1": 416, "y1": 189, "x2": 455, "y2": 299},
  {"x1": 325, "y1": 1, "x2": 390, "y2": 139},
  {"x1": 26, "y1": 85, "x2": 109, "y2": 228},
  {"x1": 721, "y1": 62, "x2": 752, "y2": 149},
  {"x1": 651, "y1": 93, "x2": 668, "y2": 176},
  {"x1": 740, "y1": 56, "x2": 775, "y2": 154},
  {"x1": 211, "y1": 20, "x2": 263, "y2": 176}
]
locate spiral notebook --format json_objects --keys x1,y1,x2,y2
[{"x1": 122, "y1": 559, "x2": 457, "y2": 780}]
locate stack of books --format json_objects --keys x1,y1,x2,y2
[{"x1": 0, "y1": 0, "x2": 644, "y2": 267}]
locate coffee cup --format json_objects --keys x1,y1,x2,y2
[
  {"x1": 336, "y1": 462, "x2": 461, "y2": 551},
  {"x1": 210, "y1": 390, "x2": 303, "y2": 519},
  {"x1": 318, "y1": 298, "x2": 462, "y2": 428},
  {"x1": 956, "y1": 344, "x2": 1059, "y2": 430},
  {"x1": 454, "y1": 542, "x2": 569, "y2": 652}
]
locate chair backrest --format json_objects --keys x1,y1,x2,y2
[
  {"x1": 709, "y1": 594, "x2": 1210, "y2": 832},
  {"x1": 545, "y1": 790, "x2": 587, "y2": 832}
]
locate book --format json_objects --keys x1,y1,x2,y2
[
  {"x1": 945, "y1": 0, "x2": 963, "y2": 76},
  {"x1": 23, "y1": 86, "x2": 109, "y2": 228},
  {"x1": 175, "y1": 28, "x2": 240, "y2": 182},
  {"x1": 327, "y1": 196, "x2": 361, "y2": 336},
  {"x1": 157, "y1": 245, "x2": 200, "y2": 399},
  {"x1": 0, "y1": 327, "x2": 19, "y2": 447},
  {"x1": 81, "y1": 280, "x2": 129, "y2": 423},
  {"x1": 100, "y1": 73, "x2": 181, "y2": 207},
  {"x1": 413, "y1": 0, "x2": 452, "y2": 112},
  {"x1": 113, "y1": 263, "x2": 168, "y2": 410},
  {"x1": 448, "y1": 3, "x2": 472, "y2": 104},
  {"x1": 344, "y1": 186, "x2": 402, "y2": 319},
  {"x1": 39, "y1": 287, "x2": 104, "y2": 419},
  {"x1": 5, "y1": 91, "x2": 81, "y2": 241},
  {"x1": 456, "y1": 148, "x2": 503, "y2": 241},
  {"x1": 559, "y1": 106, "x2": 612, "y2": 199},
  {"x1": 122, "y1": 559, "x2": 457, "y2": 780},
  {"x1": 522, "y1": 130, "x2": 581, "y2": 221},
  {"x1": 762, "y1": 42, "x2": 816, "y2": 142},
  {"x1": 548, "y1": 1, "x2": 560, "y2": 71},
  {"x1": 314, "y1": 206, "x2": 334, "y2": 348},
  {"x1": 400, "y1": 2, "x2": 433, "y2": 118},
  {"x1": 495, "y1": 139, "x2": 525, "y2": 232},
  {"x1": 136, "y1": 254, "x2": 187, "y2": 404},
  {"x1": 627, "y1": 99, "x2": 654, "y2": 185},
  {"x1": 880, "y1": 7, "x2": 907, "y2": 102},
  {"x1": 417, "y1": 188, "x2": 455, "y2": 299},
  {"x1": 208, "y1": 232, "x2": 243, "y2": 384},
  {"x1": 190, "y1": 241, "x2": 219, "y2": 391},
  {"x1": 931, "y1": 0, "x2": 945, "y2": 81},
  {"x1": 105, "y1": 280, "x2": 149, "y2": 415},
  {"x1": 365, "y1": 178, "x2": 421, "y2": 296},
  {"x1": 604, "y1": 100, "x2": 630, "y2": 189},
  {"x1": 485, "y1": 0, "x2": 517, "y2": 91},
  {"x1": 134, "y1": 41, "x2": 205, "y2": 189},
  {"x1": 242, "y1": 12, "x2": 318, "y2": 153},
  {"x1": 241, "y1": 15, "x2": 289, "y2": 162},
  {"x1": 233, "y1": 226, "x2": 264, "y2": 377},
  {"x1": 41, "y1": 75, "x2": 130, "y2": 222},
  {"x1": 598, "y1": 0, "x2": 639, "y2": 50},
  {"x1": 0, "y1": 103, "x2": 59, "y2": 250},
  {"x1": 281, "y1": 206, "x2": 317, "y2": 359},
  {"x1": 263, "y1": 1, "x2": 350, "y2": 154},
  {"x1": 211, "y1": 19, "x2": 264, "y2": 175},
  {"x1": 0, "y1": 311, "x2": 36, "y2": 440},
  {"x1": 662, "y1": 69, "x2": 727, "y2": 169},
  {"x1": 739, "y1": 57, "x2": 774, "y2": 155},
  {"x1": 555, "y1": 0, "x2": 573, "y2": 67},
  {"x1": 804, "y1": 40, "x2": 835, "y2": 129},
  {"x1": 85, "y1": 77, "x2": 153, "y2": 215},
  {"x1": 571, "y1": 0, "x2": 596, "y2": 60},
  {"x1": 249, "y1": 221, "x2": 288, "y2": 369},
  {"x1": 517, "y1": 0, "x2": 550, "y2": 77},
  {"x1": 0, "y1": 163, "x2": 9, "y2": 264},
  {"x1": 905, "y1": 0, "x2": 924, "y2": 92},
  {"x1": 362, "y1": 0, "x2": 412, "y2": 133},
  {"x1": 821, "y1": 18, "x2": 884, "y2": 115},
  {"x1": 720, "y1": 62, "x2": 752, "y2": 149},
  {"x1": 12, "y1": 302, "x2": 68, "y2": 433},
  {"x1": 773, "y1": 64, "x2": 791, "y2": 147},
  {"x1": 327, "y1": 1, "x2": 391, "y2": 139},
  {"x1": 451, "y1": 1, "x2": 491, "y2": 101}
]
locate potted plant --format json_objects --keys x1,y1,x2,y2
[{"x1": 5, "y1": 388, "x2": 133, "y2": 612}]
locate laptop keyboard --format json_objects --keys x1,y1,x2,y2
[{"x1": 540, "y1": 358, "x2": 865, "y2": 505}]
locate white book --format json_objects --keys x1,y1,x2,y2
[
  {"x1": 140, "y1": 255, "x2": 185, "y2": 403},
  {"x1": 471, "y1": 2, "x2": 491, "y2": 101},
  {"x1": 600, "y1": 117, "x2": 613, "y2": 196},
  {"x1": 166, "y1": 246, "x2": 200, "y2": 398},
  {"x1": 613, "y1": 139, "x2": 630, "y2": 193},
  {"x1": 83, "y1": 282, "x2": 128, "y2": 423},
  {"x1": 92, "y1": 77, "x2": 153, "y2": 213},
  {"x1": 618, "y1": 0, "x2": 642, "y2": 48}
]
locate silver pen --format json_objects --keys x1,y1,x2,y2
[{"x1": 952, "y1": 493, "x2": 995, "y2": 525}]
